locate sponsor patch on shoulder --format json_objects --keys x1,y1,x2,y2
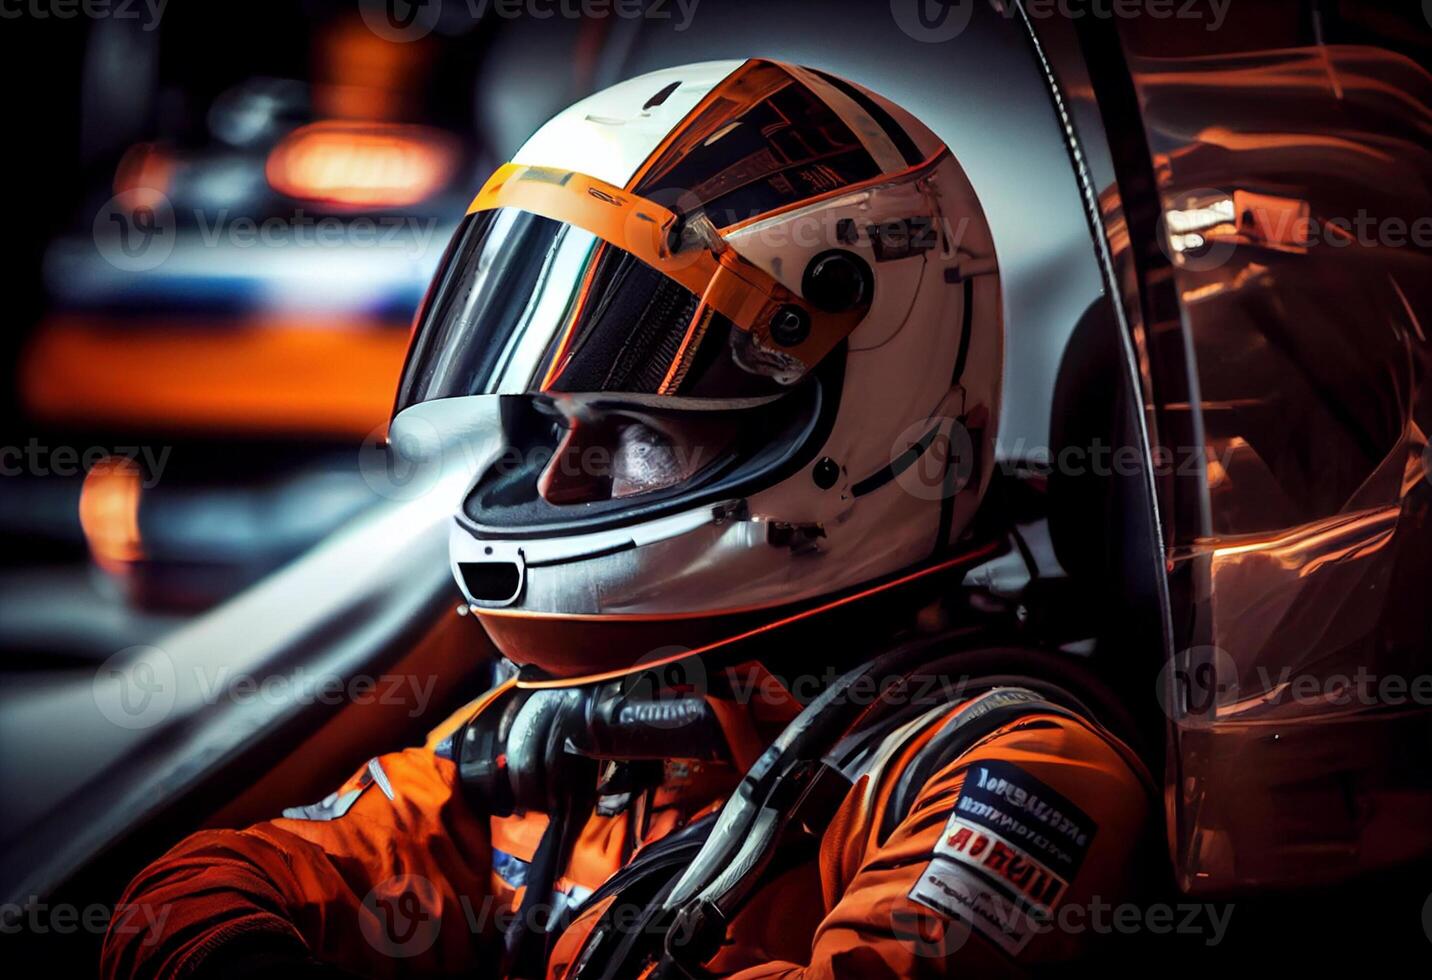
[{"x1": 908, "y1": 761, "x2": 1097, "y2": 956}]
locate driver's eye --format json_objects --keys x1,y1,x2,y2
[{"x1": 612, "y1": 423, "x2": 683, "y2": 499}]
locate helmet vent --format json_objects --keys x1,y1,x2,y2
[
  {"x1": 459, "y1": 560, "x2": 524, "y2": 606},
  {"x1": 643, "y1": 80, "x2": 681, "y2": 111}
]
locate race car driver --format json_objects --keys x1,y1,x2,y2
[{"x1": 101, "y1": 60, "x2": 1157, "y2": 979}]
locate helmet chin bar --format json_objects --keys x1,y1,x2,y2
[
  {"x1": 450, "y1": 501, "x2": 739, "y2": 608},
  {"x1": 473, "y1": 540, "x2": 1004, "y2": 687}
]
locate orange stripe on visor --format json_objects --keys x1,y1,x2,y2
[{"x1": 468, "y1": 162, "x2": 865, "y2": 385}]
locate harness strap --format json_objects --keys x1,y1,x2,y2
[
  {"x1": 876, "y1": 688, "x2": 1085, "y2": 845},
  {"x1": 663, "y1": 686, "x2": 1083, "y2": 975},
  {"x1": 654, "y1": 663, "x2": 1154, "y2": 978}
]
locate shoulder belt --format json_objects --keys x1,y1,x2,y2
[{"x1": 574, "y1": 636, "x2": 1152, "y2": 978}]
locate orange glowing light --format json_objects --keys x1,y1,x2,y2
[
  {"x1": 314, "y1": 16, "x2": 425, "y2": 121},
  {"x1": 114, "y1": 142, "x2": 173, "y2": 209},
  {"x1": 266, "y1": 121, "x2": 458, "y2": 208},
  {"x1": 1208, "y1": 505, "x2": 1399, "y2": 565},
  {"x1": 79, "y1": 455, "x2": 145, "y2": 572},
  {"x1": 21, "y1": 314, "x2": 409, "y2": 438}
]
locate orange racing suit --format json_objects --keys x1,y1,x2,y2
[{"x1": 101, "y1": 662, "x2": 1154, "y2": 979}]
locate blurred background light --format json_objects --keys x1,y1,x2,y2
[
  {"x1": 265, "y1": 121, "x2": 460, "y2": 209},
  {"x1": 78, "y1": 455, "x2": 145, "y2": 573}
]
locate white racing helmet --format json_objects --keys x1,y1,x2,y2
[{"x1": 393, "y1": 59, "x2": 1003, "y2": 681}]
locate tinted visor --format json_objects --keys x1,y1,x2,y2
[{"x1": 395, "y1": 207, "x2": 792, "y2": 412}]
